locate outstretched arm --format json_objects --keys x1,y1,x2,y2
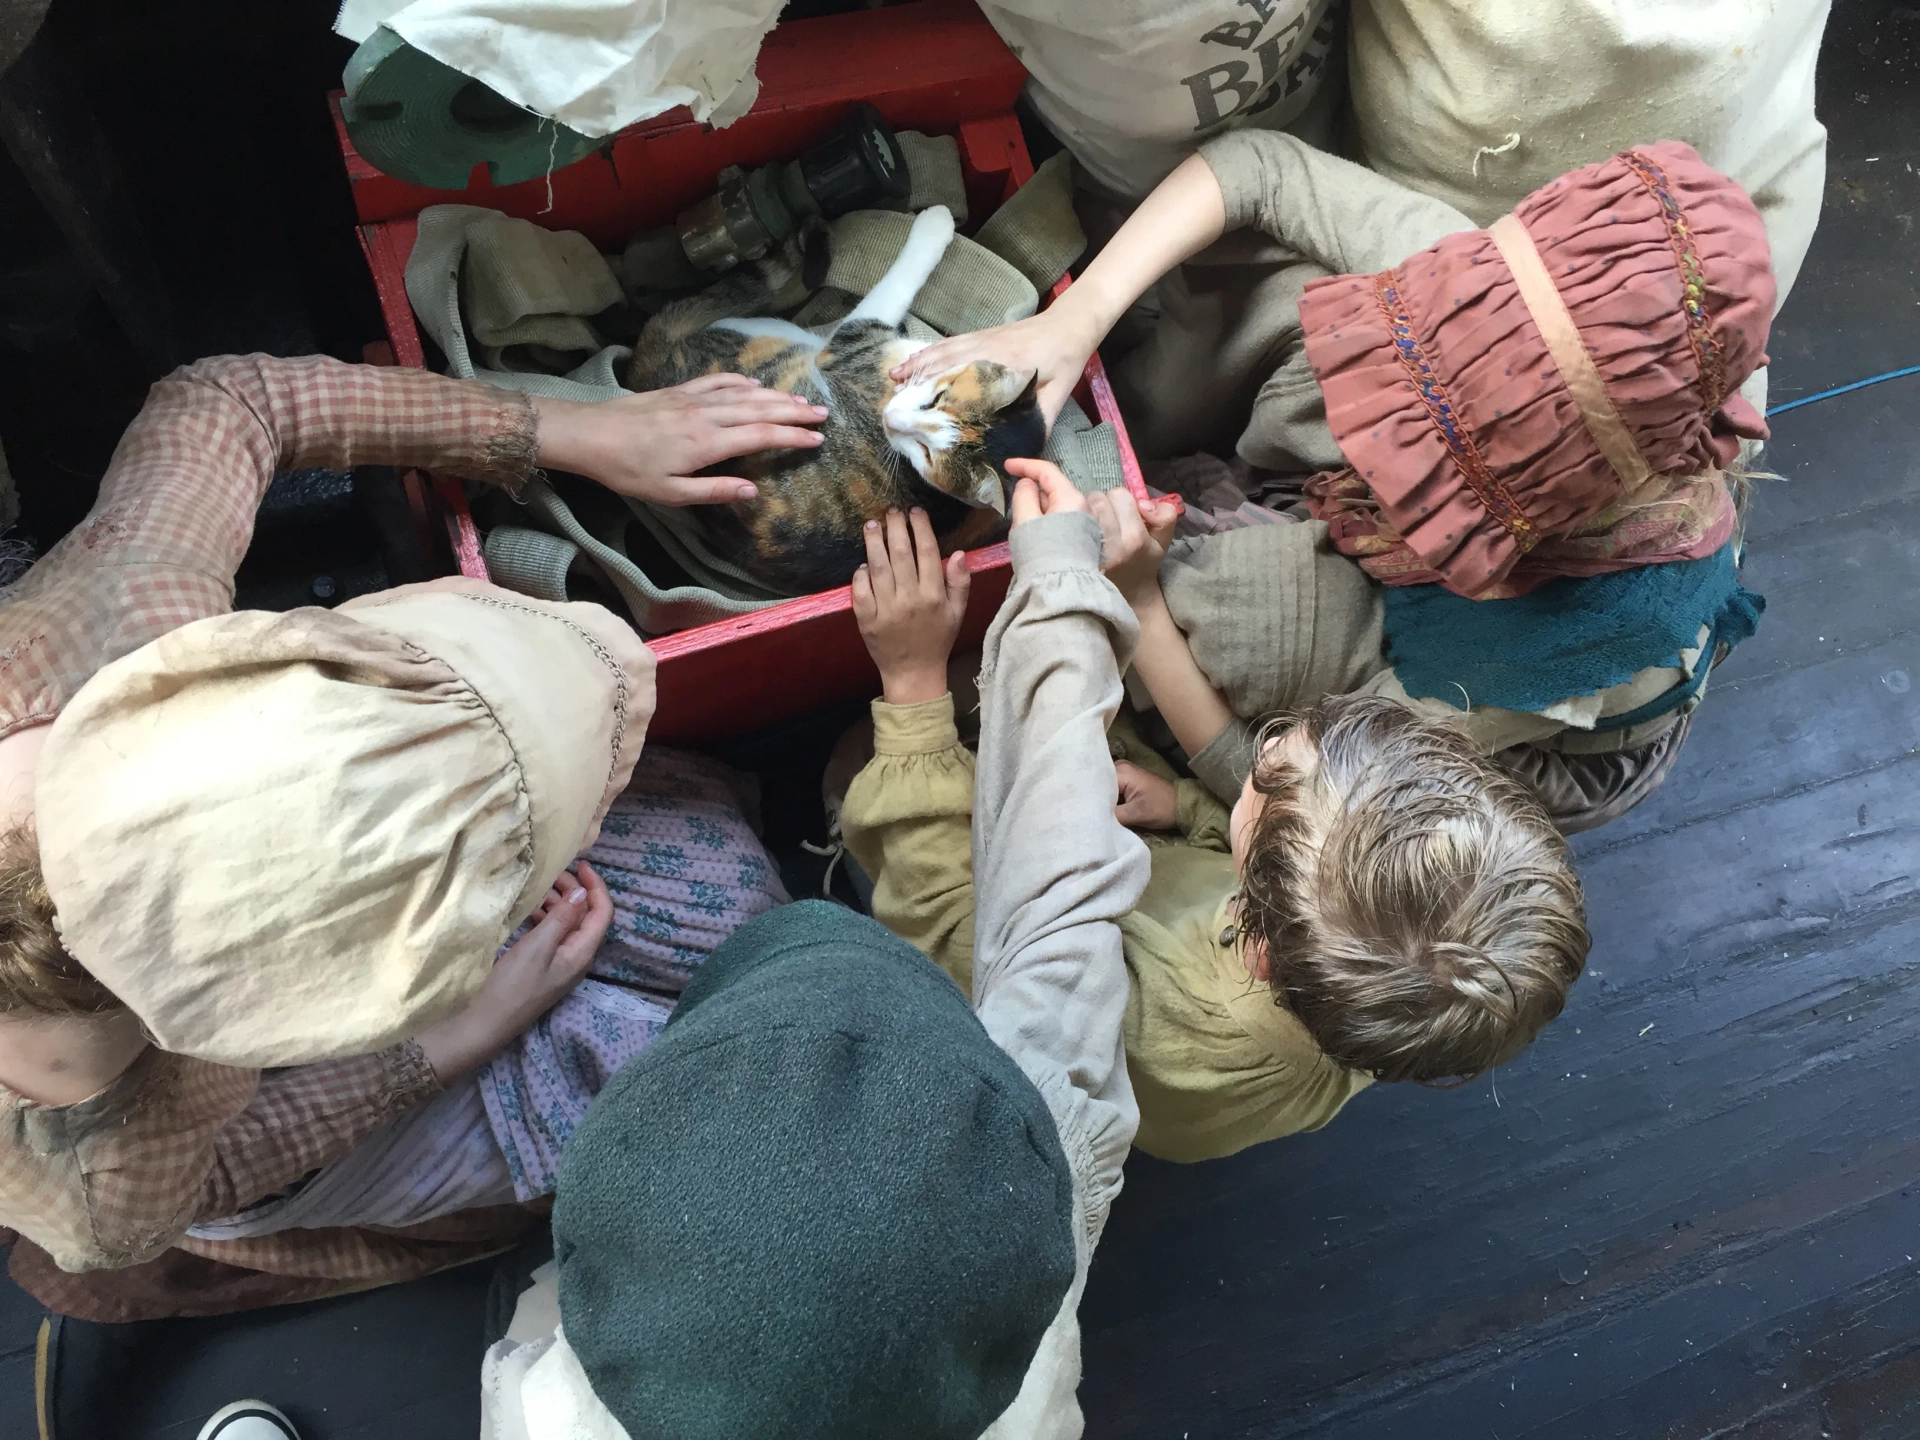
[
  {"x1": 0, "y1": 355, "x2": 825, "y2": 738},
  {"x1": 970, "y1": 461, "x2": 1151, "y2": 1237},
  {"x1": 1085, "y1": 487, "x2": 1236, "y2": 762},
  {"x1": 895, "y1": 156, "x2": 1230, "y2": 426},
  {"x1": 896, "y1": 131, "x2": 1473, "y2": 428}
]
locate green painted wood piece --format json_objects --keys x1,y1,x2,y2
[{"x1": 341, "y1": 28, "x2": 598, "y2": 189}]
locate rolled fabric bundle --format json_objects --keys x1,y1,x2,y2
[
  {"x1": 896, "y1": 131, "x2": 969, "y2": 224},
  {"x1": 483, "y1": 524, "x2": 581, "y2": 603},
  {"x1": 971, "y1": 151, "x2": 1086, "y2": 294}
]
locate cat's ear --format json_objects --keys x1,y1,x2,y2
[
  {"x1": 959, "y1": 458, "x2": 1011, "y2": 516},
  {"x1": 976, "y1": 362, "x2": 1039, "y2": 412}
]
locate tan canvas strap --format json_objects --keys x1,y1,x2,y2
[{"x1": 1488, "y1": 213, "x2": 1652, "y2": 494}]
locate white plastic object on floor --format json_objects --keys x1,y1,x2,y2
[{"x1": 196, "y1": 1400, "x2": 300, "y2": 1440}]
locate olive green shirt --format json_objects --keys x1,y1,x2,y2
[{"x1": 841, "y1": 696, "x2": 1370, "y2": 1164}]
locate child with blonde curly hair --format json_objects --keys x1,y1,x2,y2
[{"x1": 840, "y1": 477, "x2": 1587, "y2": 1162}]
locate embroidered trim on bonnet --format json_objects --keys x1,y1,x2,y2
[
  {"x1": 1372, "y1": 272, "x2": 1538, "y2": 552},
  {"x1": 448, "y1": 592, "x2": 631, "y2": 794},
  {"x1": 1620, "y1": 149, "x2": 1727, "y2": 408}
]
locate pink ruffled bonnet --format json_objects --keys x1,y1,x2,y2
[{"x1": 1300, "y1": 141, "x2": 1775, "y2": 599}]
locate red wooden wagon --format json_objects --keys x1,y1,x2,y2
[{"x1": 333, "y1": 0, "x2": 1147, "y2": 743}]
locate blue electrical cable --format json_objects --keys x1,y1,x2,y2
[{"x1": 1766, "y1": 364, "x2": 1920, "y2": 417}]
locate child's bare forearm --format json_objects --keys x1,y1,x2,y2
[
  {"x1": 1047, "y1": 154, "x2": 1230, "y2": 355},
  {"x1": 1130, "y1": 589, "x2": 1236, "y2": 760}
]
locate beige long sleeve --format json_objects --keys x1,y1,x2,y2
[
  {"x1": 1199, "y1": 127, "x2": 1477, "y2": 276},
  {"x1": 1159, "y1": 520, "x2": 1391, "y2": 802},
  {"x1": 1161, "y1": 128, "x2": 1479, "y2": 473}
]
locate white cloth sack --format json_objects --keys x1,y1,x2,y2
[
  {"x1": 1347, "y1": 0, "x2": 1831, "y2": 308},
  {"x1": 975, "y1": 0, "x2": 1342, "y2": 196},
  {"x1": 336, "y1": 0, "x2": 783, "y2": 138}
]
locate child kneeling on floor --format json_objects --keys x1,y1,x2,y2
[{"x1": 840, "y1": 477, "x2": 1588, "y2": 1163}]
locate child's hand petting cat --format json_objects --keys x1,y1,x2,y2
[
  {"x1": 852, "y1": 508, "x2": 972, "y2": 706},
  {"x1": 414, "y1": 863, "x2": 612, "y2": 1083},
  {"x1": 1006, "y1": 457, "x2": 1089, "y2": 524},
  {"x1": 534, "y1": 376, "x2": 827, "y2": 506},
  {"x1": 1086, "y1": 486, "x2": 1180, "y2": 608},
  {"x1": 1114, "y1": 759, "x2": 1180, "y2": 831},
  {"x1": 892, "y1": 309, "x2": 1097, "y2": 429}
]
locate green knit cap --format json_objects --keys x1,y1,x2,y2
[{"x1": 553, "y1": 901, "x2": 1076, "y2": 1440}]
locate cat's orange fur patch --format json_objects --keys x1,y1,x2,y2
[
  {"x1": 737, "y1": 335, "x2": 792, "y2": 370},
  {"x1": 773, "y1": 352, "x2": 816, "y2": 394}
]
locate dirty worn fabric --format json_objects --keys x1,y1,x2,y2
[
  {"x1": 897, "y1": 130, "x2": 969, "y2": 224},
  {"x1": 1153, "y1": 520, "x2": 1704, "y2": 802},
  {"x1": 976, "y1": 0, "x2": 1345, "y2": 197},
  {"x1": 840, "y1": 684, "x2": 1368, "y2": 1169},
  {"x1": 1299, "y1": 142, "x2": 1770, "y2": 598},
  {"x1": 1044, "y1": 396, "x2": 1126, "y2": 495},
  {"x1": 1383, "y1": 545, "x2": 1763, "y2": 718},
  {"x1": 1346, "y1": 0, "x2": 1829, "y2": 307},
  {"x1": 39, "y1": 577, "x2": 656, "y2": 1069},
  {"x1": 970, "y1": 150, "x2": 1087, "y2": 294},
  {"x1": 460, "y1": 213, "x2": 626, "y2": 370},
  {"x1": 1112, "y1": 127, "x2": 1472, "y2": 465},
  {"x1": 1497, "y1": 711, "x2": 1696, "y2": 838},
  {"x1": 0, "y1": 353, "x2": 562, "y2": 1298},
  {"x1": 409, "y1": 204, "x2": 634, "y2": 404}
]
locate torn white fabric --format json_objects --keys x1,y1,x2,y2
[
  {"x1": 336, "y1": 0, "x2": 784, "y2": 139},
  {"x1": 481, "y1": 1309, "x2": 635, "y2": 1440}
]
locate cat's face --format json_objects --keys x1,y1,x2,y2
[{"x1": 882, "y1": 361, "x2": 1044, "y2": 514}]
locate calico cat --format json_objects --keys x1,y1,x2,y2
[{"x1": 624, "y1": 205, "x2": 1046, "y2": 595}]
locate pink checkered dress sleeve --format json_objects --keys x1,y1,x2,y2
[
  {"x1": 194, "y1": 1042, "x2": 444, "y2": 1221},
  {"x1": 0, "y1": 355, "x2": 535, "y2": 1272},
  {"x1": 0, "y1": 1044, "x2": 445, "y2": 1275},
  {"x1": 0, "y1": 353, "x2": 538, "y2": 738},
  {"x1": 0, "y1": 1052, "x2": 259, "y2": 1271}
]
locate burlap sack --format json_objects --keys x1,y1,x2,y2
[{"x1": 1348, "y1": 0, "x2": 1829, "y2": 311}]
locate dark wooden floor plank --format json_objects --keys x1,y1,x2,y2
[{"x1": 1584, "y1": 633, "x2": 1920, "y2": 856}]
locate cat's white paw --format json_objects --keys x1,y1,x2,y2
[{"x1": 909, "y1": 204, "x2": 957, "y2": 248}]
